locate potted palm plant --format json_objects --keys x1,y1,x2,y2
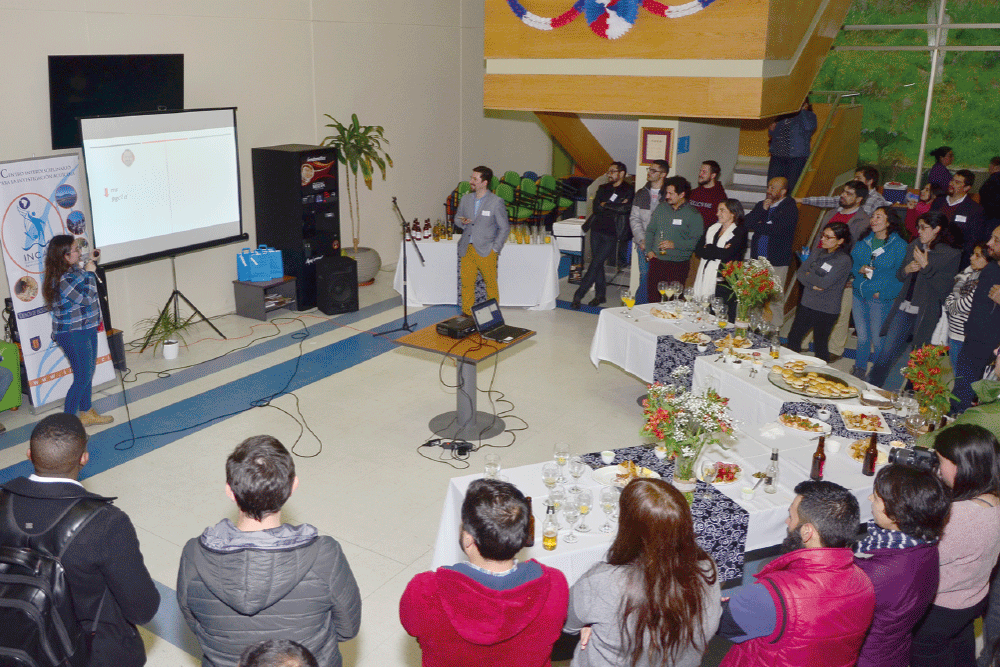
[{"x1": 321, "y1": 114, "x2": 393, "y2": 285}]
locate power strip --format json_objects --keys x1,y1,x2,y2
[{"x1": 423, "y1": 439, "x2": 473, "y2": 455}]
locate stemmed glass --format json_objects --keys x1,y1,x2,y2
[
  {"x1": 713, "y1": 298, "x2": 729, "y2": 330},
  {"x1": 484, "y1": 453, "x2": 501, "y2": 479},
  {"x1": 700, "y1": 461, "x2": 718, "y2": 501},
  {"x1": 620, "y1": 289, "x2": 635, "y2": 319},
  {"x1": 669, "y1": 281, "x2": 683, "y2": 303},
  {"x1": 575, "y1": 489, "x2": 593, "y2": 532},
  {"x1": 542, "y1": 463, "x2": 559, "y2": 490},
  {"x1": 548, "y1": 486, "x2": 566, "y2": 528},
  {"x1": 599, "y1": 487, "x2": 618, "y2": 533},
  {"x1": 658, "y1": 281, "x2": 668, "y2": 303},
  {"x1": 568, "y1": 456, "x2": 587, "y2": 494},
  {"x1": 554, "y1": 443, "x2": 570, "y2": 483},
  {"x1": 684, "y1": 286, "x2": 695, "y2": 302},
  {"x1": 562, "y1": 497, "x2": 580, "y2": 543}
]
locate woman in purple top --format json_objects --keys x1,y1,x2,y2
[
  {"x1": 928, "y1": 146, "x2": 955, "y2": 193},
  {"x1": 855, "y1": 464, "x2": 950, "y2": 667}
]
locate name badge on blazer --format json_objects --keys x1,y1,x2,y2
[
  {"x1": 610, "y1": 194, "x2": 618, "y2": 202},
  {"x1": 766, "y1": 220, "x2": 773, "y2": 225},
  {"x1": 956, "y1": 214, "x2": 967, "y2": 222},
  {"x1": 483, "y1": 210, "x2": 491, "y2": 216},
  {"x1": 672, "y1": 218, "x2": 683, "y2": 226},
  {"x1": 872, "y1": 247, "x2": 885, "y2": 257},
  {"x1": 821, "y1": 262, "x2": 833, "y2": 272}
]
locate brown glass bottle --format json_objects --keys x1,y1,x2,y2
[
  {"x1": 862, "y1": 433, "x2": 878, "y2": 476},
  {"x1": 810, "y1": 436, "x2": 826, "y2": 481},
  {"x1": 524, "y1": 496, "x2": 535, "y2": 547}
]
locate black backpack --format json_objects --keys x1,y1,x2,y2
[{"x1": 0, "y1": 492, "x2": 109, "y2": 667}]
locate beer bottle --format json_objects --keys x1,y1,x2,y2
[
  {"x1": 542, "y1": 505, "x2": 558, "y2": 551},
  {"x1": 810, "y1": 436, "x2": 826, "y2": 481},
  {"x1": 524, "y1": 496, "x2": 535, "y2": 548},
  {"x1": 862, "y1": 433, "x2": 878, "y2": 476}
]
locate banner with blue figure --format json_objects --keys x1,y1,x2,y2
[{"x1": 0, "y1": 154, "x2": 116, "y2": 407}]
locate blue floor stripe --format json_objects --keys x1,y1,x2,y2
[
  {"x1": 146, "y1": 579, "x2": 201, "y2": 656},
  {"x1": 0, "y1": 304, "x2": 458, "y2": 484}
]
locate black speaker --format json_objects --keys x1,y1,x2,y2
[{"x1": 315, "y1": 256, "x2": 359, "y2": 315}]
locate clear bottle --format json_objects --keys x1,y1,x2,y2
[
  {"x1": 769, "y1": 332, "x2": 781, "y2": 360},
  {"x1": 764, "y1": 448, "x2": 779, "y2": 494},
  {"x1": 542, "y1": 504, "x2": 558, "y2": 551}
]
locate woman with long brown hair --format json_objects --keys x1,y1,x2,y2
[
  {"x1": 42, "y1": 234, "x2": 113, "y2": 426},
  {"x1": 564, "y1": 478, "x2": 721, "y2": 667}
]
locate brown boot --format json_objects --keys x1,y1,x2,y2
[{"x1": 79, "y1": 409, "x2": 114, "y2": 426}]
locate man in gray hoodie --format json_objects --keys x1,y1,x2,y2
[{"x1": 177, "y1": 436, "x2": 361, "y2": 667}]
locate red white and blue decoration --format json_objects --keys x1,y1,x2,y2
[{"x1": 506, "y1": 0, "x2": 717, "y2": 40}]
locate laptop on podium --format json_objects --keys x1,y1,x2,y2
[{"x1": 470, "y1": 299, "x2": 531, "y2": 343}]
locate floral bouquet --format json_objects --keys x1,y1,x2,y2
[
  {"x1": 901, "y1": 344, "x2": 956, "y2": 421},
  {"x1": 640, "y1": 367, "x2": 735, "y2": 481},
  {"x1": 720, "y1": 258, "x2": 783, "y2": 322}
]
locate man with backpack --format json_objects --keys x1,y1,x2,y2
[{"x1": 0, "y1": 413, "x2": 160, "y2": 666}]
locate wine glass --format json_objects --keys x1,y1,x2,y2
[
  {"x1": 657, "y1": 281, "x2": 668, "y2": 303},
  {"x1": 684, "y1": 286, "x2": 695, "y2": 302},
  {"x1": 700, "y1": 461, "x2": 718, "y2": 501},
  {"x1": 575, "y1": 489, "x2": 593, "y2": 533},
  {"x1": 548, "y1": 486, "x2": 566, "y2": 528},
  {"x1": 554, "y1": 443, "x2": 570, "y2": 483},
  {"x1": 542, "y1": 462, "x2": 559, "y2": 490},
  {"x1": 562, "y1": 498, "x2": 580, "y2": 543},
  {"x1": 669, "y1": 281, "x2": 683, "y2": 303},
  {"x1": 484, "y1": 453, "x2": 501, "y2": 479},
  {"x1": 568, "y1": 456, "x2": 587, "y2": 494},
  {"x1": 713, "y1": 299, "x2": 729, "y2": 330},
  {"x1": 599, "y1": 487, "x2": 618, "y2": 533},
  {"x1": 620, "y1": 288, "x2": 635, "y2": 318}
]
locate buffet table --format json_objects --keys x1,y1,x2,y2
[
  {"x1": 432, "y1": 432, "x2": 885, "y2": 587},
  {"x1": 392, "y1": 239, "x2": 560, "y2": 310}
]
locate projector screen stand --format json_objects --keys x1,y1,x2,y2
[{"x1": 139, "y1": 256, "x2": 226, "y2": 352}]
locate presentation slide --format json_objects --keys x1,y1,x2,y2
[{"x1": 81, "y1": 108, "x2": 242, "y2": 266}]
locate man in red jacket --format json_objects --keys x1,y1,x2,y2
[
  {"x1": 400, "y1": 479, "x2": 568, "y2": 667},
  {"x1": 716, "y1": 480, "x2": 875, "y2": 667}
]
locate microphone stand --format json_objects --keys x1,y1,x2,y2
[{"x1": 376, "y1": 197, "x2": 423, "y2": 337}]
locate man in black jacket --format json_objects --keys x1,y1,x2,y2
[
  {"x1": 745, "y1": 176, "x2": 799, "y2": 326},
  {"x1": 953, "y1": 225, "x2": 1000, "y2": 413},
  {"x1": 0, "y1": 413, "x2": 160, "y2": 667},
  {"x1": 572, "y1": 162, "x2": 633, "y2": 309},
  {"x1": 931, "y1": 169, "x2": 986, "y2": 267}
]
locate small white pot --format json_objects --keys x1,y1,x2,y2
[{"x1": 162, "y1": 339, "x2": 180, "y2": 360}]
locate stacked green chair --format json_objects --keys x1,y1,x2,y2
[
  {"x1": 489, "y1": 175, "x2": 500, "y2": 192},
  {"x1": 502, "y1": 170, "x2": 521, "y2": 188},
  {"x1": 496, "y1": 183, "x2": 534, "y2": 225},
  {"x1": 537, "y1": 174, "x2": 575, "y2": 214}
]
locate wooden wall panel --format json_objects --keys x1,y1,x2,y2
[
  {"x1": 534, "y1": 113, "x2": 613, "y2": 179},
  {"x1": 485, "y1": 74, "x2": 765, "y2": 118},
  {"x1": 485, "y1": 0, "x2": 769, "y2": 60}
]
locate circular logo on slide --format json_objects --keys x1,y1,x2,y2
[
  {"x1": 67, "y1": 210, "x2": 86, "y2": 235},
  {"x1": 54, "y1": 184, "x2": 77, "y2": 209},
  {"x1": 122, "y1": 149, "x2": 135, "y2": 167},
  {"x1": 2, "y1": 192, "x2": 65, "y2": 274},
  {"x1": 13, "y1": 275, "x2": 38, "y2": 302}
]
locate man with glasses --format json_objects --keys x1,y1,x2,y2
[
  {"x1": 629, "y1": 159, "x2": 669, "y2": 304},
  {"x1": 572, "y1": 162, "x2": 633, "y2": 309},
  {"x1": 931, "y1": 169, "x2": 986, "y2": 267}
]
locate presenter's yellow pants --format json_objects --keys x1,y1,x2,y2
[{"x1": 460, "y1": 247, "x2": 498, "y2": 315}]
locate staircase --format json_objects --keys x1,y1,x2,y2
[{"x1": 727, "y1": 156, "x2": 769, "y2": 213}]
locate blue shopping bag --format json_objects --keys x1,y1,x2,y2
[
  {"x1": 248, "y1": 251, "x2": 270, "y2": 281},
  {"x1": 237, "y1": 248, "x2": 253, "y2": 281},
  {"x1": 259, "y1": 245, "x2": 284, "y2": 280}
]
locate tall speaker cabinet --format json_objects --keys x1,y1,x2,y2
[{"x1": 252, "y1": 144, "x2": 340, "y2": 310}]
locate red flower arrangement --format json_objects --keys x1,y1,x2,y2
[{"x1": 901, "y1": 344, "x2": 956, "y2": 419}]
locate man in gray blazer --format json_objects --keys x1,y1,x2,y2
[{"x1": 455, "y1": 166, "x2": 510, "y2": 315}]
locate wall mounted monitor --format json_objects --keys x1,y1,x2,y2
[
  {"x1": 48, "y1": 54, "x2": 184, "y2": 150},
  {"x1": 79, "y1": 107, "x2": 245, "y2": 269}
]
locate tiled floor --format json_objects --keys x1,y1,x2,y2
[{"x1": 0, "y1": 265, "x2": 657, "y2": 667}]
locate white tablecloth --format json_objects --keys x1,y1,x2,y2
[
  {"x1": 392, "y1": 239, "x2": 560, "y2": 310},
  {"x1": 432, "y1": 438, "x2": 875, "y2": 586},
  {"x1": 589, "y1": 303, "x2": 715, "y2": 383}
]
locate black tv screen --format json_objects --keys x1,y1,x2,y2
[{"x1": 48, "y1": 54, "x2": 184, "y2": 150}]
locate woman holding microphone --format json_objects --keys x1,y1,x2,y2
[{"x1": 42, "y1": 235, "x2": 113, "y2": 426}]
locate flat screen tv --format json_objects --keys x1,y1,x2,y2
[{"x1": 48, "y1": 54, "x2": 184, "y2": 150}]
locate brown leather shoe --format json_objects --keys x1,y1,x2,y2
[{"x1": 79, "y1": 409, "x2": 114, "y2": 426}]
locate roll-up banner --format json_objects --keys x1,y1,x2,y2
[{"x1": 0, "y1": 154, "x2": 115, "y2": 408}]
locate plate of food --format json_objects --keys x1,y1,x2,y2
[
  {"x1": 779, "y1": 413, "x2": 833, "y2": 434},
  {"x1": 675, "y1": 332, "x2": 712, "y2": 345},
  {"x1": 650, "y1": 307, "x2": 682, "y2": 320},
  {"x1": 782, "y1": 353, "x2": 827, "y2": 368},
  {"x1": 849, "y1": 438, "x2": 890, "y2": 466},
  {"x1": 768, "y1": 367, "x2": 861, "y2": 400},
  {"x1": 838, "y1": 405, "x2": 891, "y2": 433},
  {"x1": 716, "y1": 334, "x2": 753, "y2": 349},
  {"x1": 592, "y1": 461, "x2": 661, "y2": 488},
  {"x1": 698, "y1": 461, "x2": 743, "y2": 485}
]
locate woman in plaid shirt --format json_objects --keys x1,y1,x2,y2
[{"x1": 42, "y1": 235, "x2": 113, "y2": 426}]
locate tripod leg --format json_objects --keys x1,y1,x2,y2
[
  {"x1": 140, "y1": 293, "x2": 178, "y2": 353},
  {"x1": 175, "y1": 291, "x2": 227, "y2": 340}
]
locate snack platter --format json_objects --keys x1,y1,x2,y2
[
  {"x1": 716, "y1": 334, "x2": 752, "y2": 349},
  {"x1": 592, "y1": 462, "x2": 661, "y2": 488},
  {"x1": 837, "y1": 405, "x2": 891, "y2": 434},
  {"x1": 767, "y1": 365, "x2": 861, "y2": 400},
  {"x1": 675, "y1": 331, "x2": 712, "y2": 345},
  {"x1": 779, "y1": 413, "x2": 833, "y2": 434},
  {"x1": 650, "y1": 307, "x2": 682, "y2": 320}
]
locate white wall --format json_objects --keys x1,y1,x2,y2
[
  {"x1": 0, "y1": 0, "x2": 552, "y2": 339},
  {"x1": 674, "y1": 118, "x2": 741, "y2": 186}
]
